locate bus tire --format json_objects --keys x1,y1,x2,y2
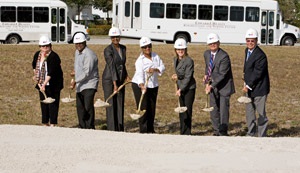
[
  {"x1": 175, "y1": 33, "x2": 189, "y2": 43},
  {"x1": 6, "y1": 35, "x2": 20, "y2": 44},
  {"x1": 281, "y1": 36, "x2": 294, "y2": 46}
]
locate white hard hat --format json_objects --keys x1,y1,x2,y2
[
  {"x1": 109, "y1": 27, "x2": 121, "y2": 36},
  {"x1": 207, "y1": 33, "x2": 220, "y2": 44},
  {"x1": 174, "y1": 38, "x2": 187, "y2": 49},
  {"x1": 73, "y1": 32, "x2": 86, "y2": 43},
  {"x1": 245, "y1": 28, "x2": 258, "y2": 38},
  {"x1": 39, "y1": 35, "x2": 51, "y2": 46},
  {"x1": 139, "y1": 37, "x2": 152, "y2": 47}
]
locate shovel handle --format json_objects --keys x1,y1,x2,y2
[
  {"x1": 136, "y1": 73, "x2": 152, "y2": 112},
  {"x1": 105, "y1": 81, "x2": 132, "y2": 102}
]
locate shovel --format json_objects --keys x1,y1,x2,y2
[
  {"x1": 202, "y1": 93, "x2": 214, "y2": 112},
  {"x1": 61, "y1": 88, "x2": 76, "y2": 103},
  {"x1": 38, "y1": 84, "x2": 55, "y2": 104},
  {"x1": 129, "y1": 74, "x2": 152, "y2": 120},
  {"x1": 237, "y1": 93, "x2": 252, "y2": 104},
  {"x1": 174, "y1": 83, "x2": 187, "y2": 113},
  {"x1": 237, "y1": 78, "x2": 252, "y2": 104},
  {"x1": 94, "y1": 81, "x2": 132, "y2": 108}
]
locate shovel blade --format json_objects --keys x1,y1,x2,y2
[
  {"x1": 61, "y1": 97, "x2": 76, "y2": 103},
  {"x1": 202, "y1": 107, "x2": 214, "y2": 112},
  {"x1": 174, "y1": 106, "x2": 187, "y2": 113},
  {"x1": 94, "y1": 99, "x2": 111, "y2": 108},
  {"x1": 237, "y1": 96, "x2": 251, "y2": 104},
  {"x1": 41, "y1": 98, "x2": 55, "y2": 104},
  {"x1": 129, "y1": 110, "x2": 146, "y2": 120}
]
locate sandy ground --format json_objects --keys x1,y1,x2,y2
[{"x1": 1, "y1": 125, "x2": 300, "y2": 173}]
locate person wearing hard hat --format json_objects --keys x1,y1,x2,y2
[
  {"x1": 243, "y1": 28, "x2": 270, "y2": 137},
  {"x1": 171, "y1": 38, "x2": 196, "y2": 135},
  {"x1": 203, "y1": 33, "x2": 235, "y2": 136},
  {"x1": 102, "y1": 27, "x2": 130, "y2": 131},
  {"x1": 131, "y1": 36, "x2": 165, "y2": 133},
  {"x1": 32, "y1": 35, "x2": 64, "y2": 127},
  {"x1": 70, "y1": 32, "x2": 99, "y2": 129}
]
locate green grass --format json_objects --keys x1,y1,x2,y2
[{"x1": 0, "y1": 43, "x2": 299, "y2": 136}]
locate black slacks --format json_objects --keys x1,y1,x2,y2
[
  {"x1": 132, "y1": 83, "x2": 158, "y2": 133},
  {"x1": 76, "y1": 89, "x2": 96, "y2": 129}
]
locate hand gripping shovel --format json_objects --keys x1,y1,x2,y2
[
  {"x1": 61, "y1": 79, "x2": 76, "y2": 103},
  {"x1": 174, "y1": 83, "x2": 187, "y2": 113},
  {"x1": 94, "y1": 81, "x2": 132, "y2": 108},
  {"x1": 38, "y1": 84, "x2": 55, "y2": 104},
  {"x1": 129, "y1": 74, "x2": 152, "y2": 120}
]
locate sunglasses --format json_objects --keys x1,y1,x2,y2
[
  {"x1": 141, "y1": 44, "x2": 152, "y2": 49},
  {"x1": 40, "y1": 44, "x2": 50, "y2": 47},
  {"x1": 246, "y1": 39, "x2": 256, "y2": 43},
  {"x1": 111, "y1": 36, "x2": 120, "y2": 39}
]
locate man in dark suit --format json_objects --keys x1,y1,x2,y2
[
  {"x1": 203, "y1": 33, "x2": 235, "y2": 136},
  {"x1": 102, "y1": 27, "x2": 130, "y2": 131},
  {"x1": 243, "y1": 28, "x2": 270, "y2": 137}
]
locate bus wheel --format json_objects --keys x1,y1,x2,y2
[
  {"x1": 6, "y1": 35, "x2": 20, "y2": 44},
  {"x1": 175, "y1": 33, "x2": 189, "y2": 43},
  {"x1": 281, "y1": 36, "x2": 294, "y2": 46}
]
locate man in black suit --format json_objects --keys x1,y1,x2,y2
[
  {"x1": 243, "y1": 28, "x2": 270, "y2": 137},
  {"x1": 203, "y1": 33, "x2": 235, "y2": 136}
]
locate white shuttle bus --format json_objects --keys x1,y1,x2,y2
[
  {"x1": 112, "y1": 0, "x2": 300, "y2": 45},
  {"x1": 0, "y1": 0, "x2": 89, "y2": 44}
]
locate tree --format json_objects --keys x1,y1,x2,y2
[
  {"x1": 61, "y1": 0, "x2": 92, "y2": 22},
  {"x1": 92, "y1": 0, "x2": 112, "y2": 21},
  {"x1": 277, "y1": 0, "x2": 300, "y2": 27}
]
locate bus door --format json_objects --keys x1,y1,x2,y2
[
  {"x1": 51, "y1": 7, "x2": 67, "y2": 43},
  {"x1": 260, "y1": 10, "x2": 276, "y2": 45},
  {"x1": 123, "y1": 0, "x2": 141, "y2": 29}
]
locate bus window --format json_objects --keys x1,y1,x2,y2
[
  {"x1": 268, "y1": 29, "x2": 274, "y2": 43},
  {"x1": 269, "y1": 11, "x2": 274, "y2": 26},
  {"x1": 51, "y1": 9, "x2": 57, "y2": 24},
  {"x1": 60, "y1": 9, "x2": 65, "y2": 24},
  {"x1": 1, "y1": 6, "x2": 16, "y2": 22},
  {"x1": 150, "y1": 3, "x2": 164, "y2": 18},
  {"x1": 34, "y1": 7, "x2": 49, "y2": 23},
  {"x1": 214, "y1": 6, "x2": 228, "y2": 21},
  {"x1": 276, "y1": 14, "x2": 280, "y2": 29},
  {"x1": 261, "y1": 11, "x2": 266, "y2": 26},
  {"x1": 60, "y1": 26, "x2": 65, "y2": 41},
  {"x1": 125, "y1": 1, "x2": 130, "y2": 17},
  {"x1": 261, "y1": 29, "x2": 266, "y2": 43},
  {"x1": 182, "y1": 4, "x2": 196, "y2": 19},
  {"x1": 246, "y1": 7, "x2": 259, "y2": 22},
  {"x1": 17, "y1": 7, "x2": 32, "y2": 22},
  {"x1": 198, "y1": 5, "x2": 212, "y2": 20},
  {"x1": 51, "y1": 26, "x2": 57, "y2": 41},
  {"x1": 230, "y1": 6, "x2": 244, "y2": 21},
  {"x1": 116, "y1": 4, "x2": 118, "y2": 16},
  {"x1": 135, "y1": 2, "x2": 140, "y2": 17},
  {"x1": 166, "y1": 3, "x2": 180, "y2": 19}
]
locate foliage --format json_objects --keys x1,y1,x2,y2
[
  {"x1": 88, "y1": 25, "x2": 111, "y2": 35},
  {"x1": 277, "y1": 0, "x2": 300, "y2": 27}
]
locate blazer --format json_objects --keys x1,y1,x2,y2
[
  {"x1": 102, "y1": 43, "x2": 128, "y2": 85},
  {"x1": 173, "y1": 56, "x2": 196, "y2": 92},
  {"x1": 32, "y1": 50, "x2": 64, "y2": 92},
  {"x1": 204, "y1": 48, "x2": 235, "y2": 96},
  {"x1": 243, "y1": 46, "x2": 270, "y2": 97}
]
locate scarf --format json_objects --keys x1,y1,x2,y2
[{"x1": 35, "y1": 51, "x2": 50, "y2": 85}]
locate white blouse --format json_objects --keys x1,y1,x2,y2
[{"x1": 131, "y1": 52, "x2": 165, "y2": 88}]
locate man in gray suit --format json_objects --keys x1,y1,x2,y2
[
  {"x1": 203, "y1": 33, "x2": 235, "y2": 136},
  {"x1": 243, "y1": 28, "x2": 270, "y2": 137}
]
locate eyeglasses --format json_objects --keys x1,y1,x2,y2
[
  {"x1": 246, "y1": 39, "x2": 256, "y2": 43},
  {"x1": 141, "y1": 44, "x2": 152, "y2": 49}
]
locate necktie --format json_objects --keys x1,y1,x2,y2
[
  {"x1": 208, "y1": 54, "x2": 214, "y2": 77},
  {"x1": 246, "y1": 51, "x2": 251, "y2": 61}
]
